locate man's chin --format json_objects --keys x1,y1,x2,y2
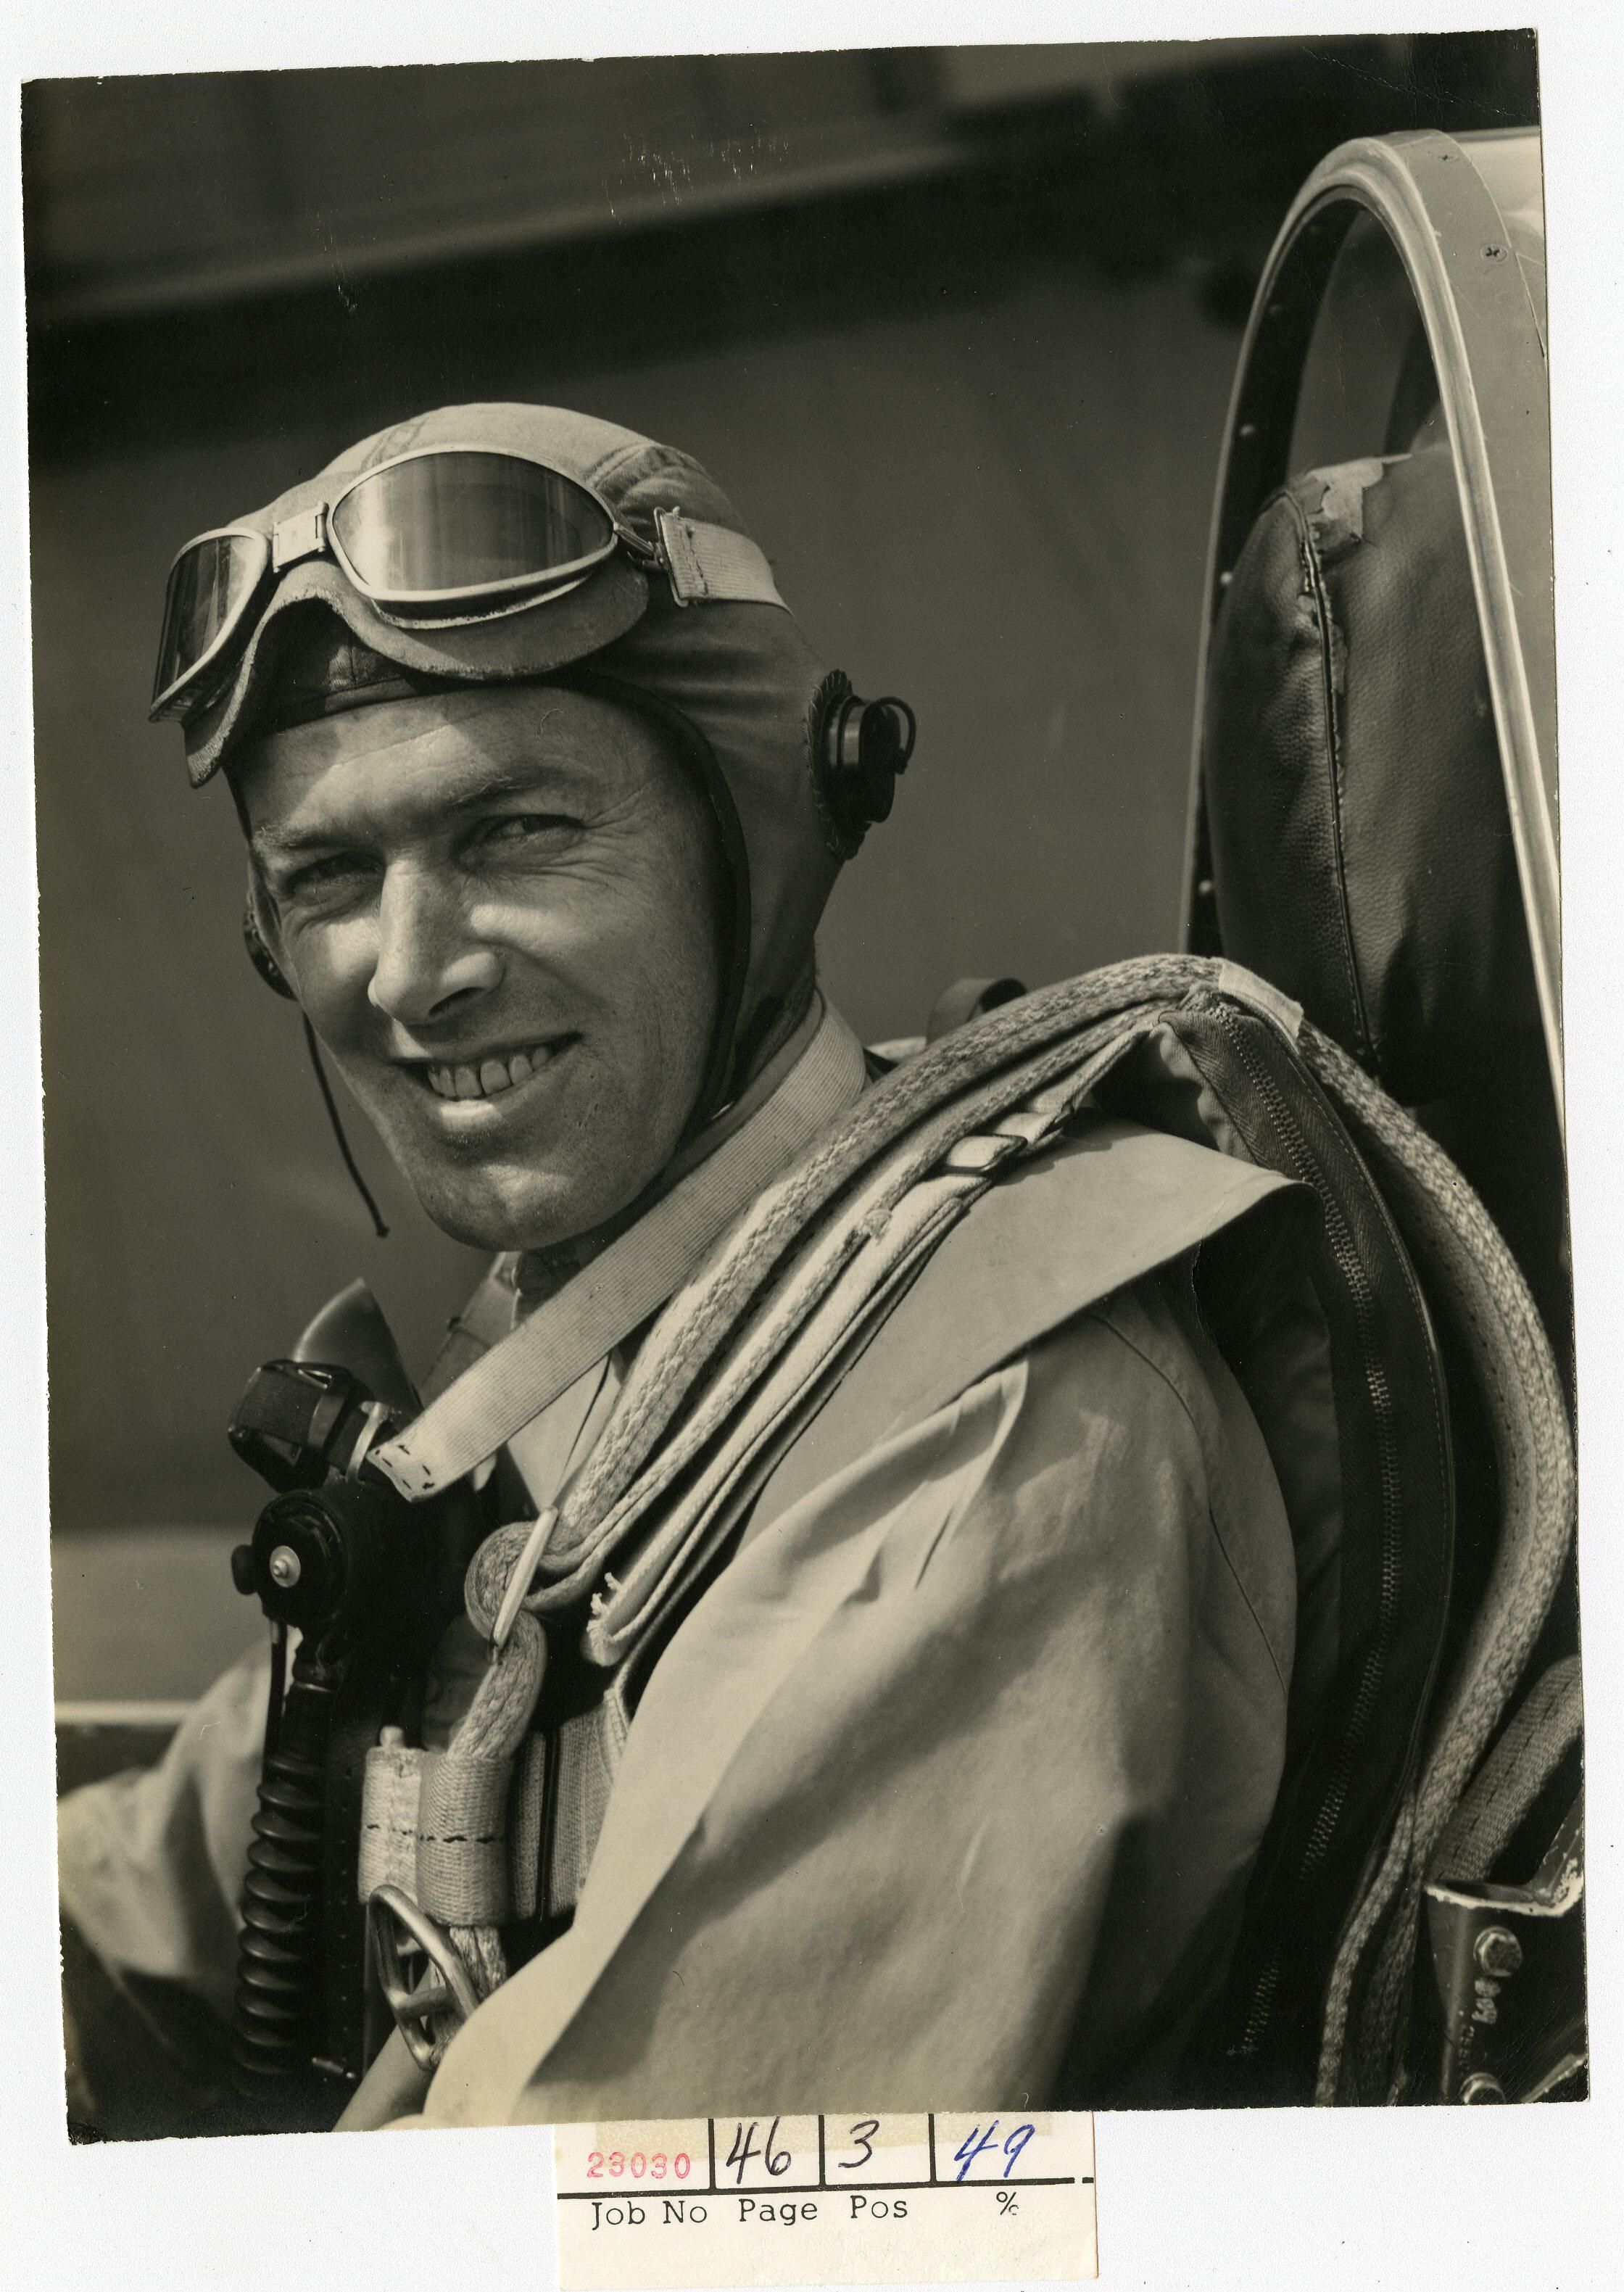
[
  {"x1": 382, "y1": 1126, "x2": 661, "y2": 1253},
  {"x1": 404, "y1": 1162, "x2": 608, "y2": 1254},
  {"x1": 348, "y1": 1074, "x2": 602, "y2": 1251},
  {"x1": 349, "y1": 1061, "x2": 689, "y2": 1254}
]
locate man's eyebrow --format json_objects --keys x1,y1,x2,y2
[
  {"x1": 443, "y1": 766, "x2": 580, "y2": 809},
  {"x1": 250, "y1": 819, "x2": 337, "y2": 863}
]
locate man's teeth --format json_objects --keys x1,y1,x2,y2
[{"x1": 427, "y1": 1043, "x2": 552, "y2": 1101}]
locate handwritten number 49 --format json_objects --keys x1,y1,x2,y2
[
  {"x1": 953, "y1": 2121, "x2": 1036, "y2": 2181},
  {"x1": 725, "y1": 2117, "x2": 792, "y2": 2181}
]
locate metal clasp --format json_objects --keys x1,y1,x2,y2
[
  {"x1": 652, "y1": 505, "x2": 697, "y2": 605},
  {"x1": 272, "y1": 502, "x2": 329, "y2": 574},
  {"x1": 366, "y1": 1883, "x2": 481, "y2": 2071}
]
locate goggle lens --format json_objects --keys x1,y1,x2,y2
[
  {"x1": 329, "y1": 451, "x2": 616, "y2": 603},
  {"x1": 152, "y1": 530, "x2": 269, "y2": 712}
]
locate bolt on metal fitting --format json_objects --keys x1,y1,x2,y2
[{"x1": 1475, "y1": 1925, "x2": 1523, "y2": 1979}]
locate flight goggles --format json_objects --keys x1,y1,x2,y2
[{"x1": 150, "y1": 444, "x2": 773, "y2": 724}]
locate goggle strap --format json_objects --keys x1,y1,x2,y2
[
  {"x1": 655, "y1": 510, "x2": 787, "y2": 611},
  {"x1": 273, "y1": 504, "x2": 328, "y2": 574}
]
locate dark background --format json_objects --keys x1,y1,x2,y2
[{"x1": 26, "y1": 36, "x2": 1538, "y2": 1595}]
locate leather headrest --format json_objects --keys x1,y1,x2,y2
[{"x1": 1202, "y1": 447, "x2": 1540, "y2": 1106}]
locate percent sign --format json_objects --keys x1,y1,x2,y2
[{"x1": 995, "y1": 2190, "x2": 1019, "y2": 2217}]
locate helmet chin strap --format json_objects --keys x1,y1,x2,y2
[
  {"x1": 299, "y1": 1014, "x2": 391, "y2": 1240},
  {"x1": 239, "y1": 862, "x2": 392, "y2": 1239}
]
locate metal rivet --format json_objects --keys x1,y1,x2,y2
[
  {"x1": 268, "y1": 1544, "x2": 302, "y2": 1589},
  {"x1": 1475, "y1": 1924, "x2": 1523, "y2": 1978},
  {"x1": 1238, "y1": 421, "x2": 1259, "y2": 440}
]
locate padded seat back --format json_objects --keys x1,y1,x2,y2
[
  {"x1": 1203, "y1": 445, "x2": 1540, "y2": 1104},
  {"x1": 1201, "y1": 446, "x2": 1568, "y2": 1368}
]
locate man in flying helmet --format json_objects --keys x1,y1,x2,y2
[{"x1": 59, "y1": 402, "x2": 1303, "y2": 2135}]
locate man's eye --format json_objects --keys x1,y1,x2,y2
[
  {"x1": 473, "y1": 814, "x2": 576, "y2": 853},
  {"x1": 284, "y1": 853, "x2": 375, "y2": 898}
]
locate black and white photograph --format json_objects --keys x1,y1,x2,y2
[{"x1": 13, "y1": 10, "x2": 1610, "y2": 2230}]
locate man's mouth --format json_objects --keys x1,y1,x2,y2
[{"x1": 415, "y1": 1035, "x2": 578, "y2": 1103}]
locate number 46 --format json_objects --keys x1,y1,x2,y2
[{"x1": 726, "y1": 2117, "x2": 792, "y2": 2181}]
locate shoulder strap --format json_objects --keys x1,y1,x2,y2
[{"x1": 748, "y1": 1114, "x2": 1309, "y2": 1536}]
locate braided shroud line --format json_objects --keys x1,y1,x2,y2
[
  {"x1": 434, "y1": 955, "x2": 1572, "y2": 2101},
  {"x1": 1301, "y1": 1030, "x2": 1575, "y2": 2103},
  {"x1": 1433, "y1": 1653, "x2": 1583, "y2": 1887},
  {"x1": 576, "y1": 1031, "x2": 1140, "y2": 1669}
]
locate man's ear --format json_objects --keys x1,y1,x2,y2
[{"x1": 242, "y1": 859, "x2": 297, "y2": 1001}]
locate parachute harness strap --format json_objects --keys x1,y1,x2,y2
[{"x1": 431, "y1": 1605, "x2": 547, "y2": 2014}]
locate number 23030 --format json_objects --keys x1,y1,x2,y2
[{"x1": 584, "y1": 2149, "x2": 692, "y2": 2183}]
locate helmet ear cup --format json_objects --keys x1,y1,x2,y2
[
  {"x1": 243, "y1": 901, "x2": 297, "y2": 999},
  {"x1": 810, "y1": 671, "x2": 916, "y2": 855}
]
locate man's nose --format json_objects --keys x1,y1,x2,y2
[{"x1": 366, "y1": 866, "x2": 503, "y2": 1027}]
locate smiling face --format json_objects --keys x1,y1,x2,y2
[{"x1": 233, "y1": 682, "x2": 725, "y2": 1252}]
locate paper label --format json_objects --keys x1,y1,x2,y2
[{"x1": 555, "y1": 2111, "x2": 1097, "y2": 2287}]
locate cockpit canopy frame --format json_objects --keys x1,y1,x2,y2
[{"x1": 1183, "y1": 128, "x2": 1559, "y2": 1130}]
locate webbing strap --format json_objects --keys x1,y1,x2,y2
[
  {"x1": 655, "y1": 510, "x2": 787, "y2": 608},
  {"x1": 370, "y1": 1001, "x2": 869, "y2": 1499}
]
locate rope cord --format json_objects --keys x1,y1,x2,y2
[{"x1": 1433, "y1": 1655, "x2": 1583, "y2": 1886}]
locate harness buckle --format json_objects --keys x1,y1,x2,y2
[{"x1": 366, "y1": 1883, "x2": 481, "y2": 2072}]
